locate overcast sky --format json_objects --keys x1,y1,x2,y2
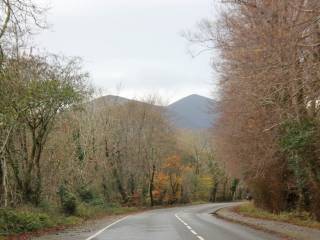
[{"x1": 36, "y1": 0, "x2": 218, "y2": 103}]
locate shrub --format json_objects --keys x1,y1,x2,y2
[
  {"x1": 0, "y1": 209, "x2": 54, "y2": 235},
  {"x1": 77, "y1": 185, "x2": 95, "y2": 203},
  {"x1": 75, "y1": 203, "x2": 99, "y2": 219},
  {"x1": 58, "y1": 184, "x2": 77, "y2": 215},
  {"x1": 90, "y1": 197, "x2": 105, "y2": 206}
]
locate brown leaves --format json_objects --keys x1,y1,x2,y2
[{"x1": 199, "y1": 0, "x2": 320, "y2": 214}]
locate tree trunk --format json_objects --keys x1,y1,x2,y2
[
  {"x1": 222, "y1": 177, "x2": 228, "y2": 201},
  {"x1": 34, "y1": 143, "x2": 43, "y2": 206},
  {"x1": 129, "y1": 174, "x2": 135, "y2": 196},
  {"x1": 210, "y1": 182, "x2": 218, "y2": 202},
  {"x1": 113, "y1": 168, "x2": 128, "y2": 203},
  {"x1": 307, "y1": 155, "x2": 320, "y2": 220},
  {"x1": 0, "y1": 126, "x2": 13, "y2": 207},
  {"x1": 149, "y1": 164, "x2": 156, "y2": 207},
  {"x1": 1, "y1": 156, "x2": 8, "y2": 207}
]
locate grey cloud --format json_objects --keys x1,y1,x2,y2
[{"x1": 37, "y1": 0, "x2": 218, "y2": 101}]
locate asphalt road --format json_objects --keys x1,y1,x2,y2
[{"x1": 86, "y1": 203, "x2": 280, "y2": 240}]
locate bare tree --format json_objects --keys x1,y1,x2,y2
[{"x1": 188, "y1": 0, "x2": 320, "y2": 219}]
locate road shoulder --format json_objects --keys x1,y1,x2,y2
[
  {"x1": 215, "y1": 206, "x2": 320, "y2": 240},
  {"x1": 28, "y1": 204, "x2": 202, "y2": 240},
  {"x1": 30, "y1": 214, "x2": 126, "y2": 240}
]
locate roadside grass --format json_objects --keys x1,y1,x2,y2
[
  {"x1": 0, "y1": 206, "x2": 82, "y2": 237},
  {"x1": 0, "y1": 203, "x2": 138, "y2": 239},
  {"x1": 75, "y1": 202, "x2": 138, "y2": 219},
  {"x1": 190, "y1": 200, "x2": 208, "y2": 205},
  {"x1": 235, "y1": 202, "x2": 320, "y2": 229},
  {"x1": 0, "y1": 200, "x2": 208, "y2": 239}
]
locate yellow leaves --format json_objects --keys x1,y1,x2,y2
[
  {"x1": 163, "y1": 155, "x2": 182, "y2": 169},
  {"x1": 153, "y1": 154, "x2": 216, "y2": 204},
  {"x1": 199, "y1": 175, "x2": 213, "y2": 188},
  {"x1": 183, "y1": 165, "x2": 193, "y2": 174},
  {"x1": 155, "y1": 172, "x2": 169, "y2": 190}
]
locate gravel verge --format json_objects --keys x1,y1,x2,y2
[{"x1": 215, "y1": 207, "x2": 320, "y2": 240}]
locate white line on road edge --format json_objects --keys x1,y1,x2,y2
[
  {"x1": 85, "y1": 216, "x2": 128, "y2": 240},
  {"x1": 175, "y1": 214, "x2": 206, "y2": 240},
  {"x1": 190, "y1": 230, "x2": 197, "y2": 235}
]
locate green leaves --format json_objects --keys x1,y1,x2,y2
[
  {"x1": 279, "y1": 119, "x2": 316, "y2": 207},
  {"x1": 58, "y1": 184, "x2": 77, "y2": 215},
  {"x1": 280, "y1": 120, "x2": 316, "y2": 152},
  {"x1": 0, "y1": 208, "x2": 53, "y2": 235},
  {"x1": 73, "y1": 128, "x2": 85, "y2": 163},
  {"x1": 0, "y1": 54, "x2": 90, "y2": 206}
]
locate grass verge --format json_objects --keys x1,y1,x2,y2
[
  {"x1": 235, "y1": 202, "x2": 320, "y2": 229},
  {"x1": 0, "y1": 203, "x2": 138, "y2": 239},
  {"x1": 0, "y1": 201, "x2": 207, "y2": 239}
]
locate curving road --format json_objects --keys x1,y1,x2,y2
[{"x1": 86, "y1": 203, "x2": 280, "y2": 240}]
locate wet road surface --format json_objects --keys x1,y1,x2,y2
[{"x1": 87, "y1": 203, "x2": 280, "y2": 240}]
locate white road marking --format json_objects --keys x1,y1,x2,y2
[
  {"x1": 175, "y1": 214, "x2": 206, "y2": 240},
  {"x1": 85, "y1": 216, "x2": 128, "y2": 240},
  {"x1": 191, "y1": 230, "x2": 197, "y2": 235}
]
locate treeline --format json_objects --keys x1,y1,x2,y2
[
  {"x1": 1, "y1": 86, "x2": 241, "y2": 211},
  {"x1": 0, "y1": 0, "x2": 240, "y2": 217},
  {"x1": 42, "y1": 99, "x2": 240, "y2": 211},
  {"x1": 193, "y1": 0, "x2": 320, "y2": 220}
]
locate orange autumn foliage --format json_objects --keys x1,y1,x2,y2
[{"x1": 152, "y1": 155, "x2": 187, "y2": 204}]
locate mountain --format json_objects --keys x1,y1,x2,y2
[
  {"x1": 91, "y1": 94, "x2": 218, "y2": 129},
  {"x1": 167, "y1": 94, "x2": 218, "y2": 129},
  {"x1": 93, "y1": 95, "x2": 131, "y2": 105}
]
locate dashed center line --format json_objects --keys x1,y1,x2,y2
[{"x1": 175, "y1": 214, "x2": 206, "y2": 240}]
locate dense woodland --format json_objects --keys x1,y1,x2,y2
[
  {"x1": 190, "y1": 0, "x2": 320, "y2": 220},
  {"x1": 0, "y1": 0, "x2": 239, "y2": 220},
  {"x1": 3, "y1": 0, "x2": 320, "y2": 234}
]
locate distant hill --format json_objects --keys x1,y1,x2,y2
[
  {"x1": 167, "y1": 94, "x2": 218, "y2": 129},
  {"x1": 93, "y1": 95, "x2": 131, "y2": 105},
  {"x1": 91, "y1": 94, "x2": 218, "y2": 129}
]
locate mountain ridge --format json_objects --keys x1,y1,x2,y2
[
  {"x1": 167, "y1": 94, "x2": 218, "y2": 129},
  {"x1": 92, "y1": 94, "x2": 218, "y2": 129}
]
